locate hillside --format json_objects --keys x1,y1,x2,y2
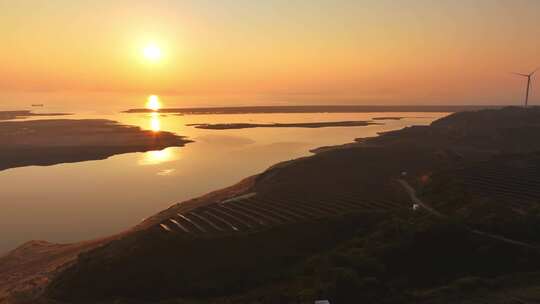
[{"x1": 5, "y1": 106, "x2": 540, "y2": 304}]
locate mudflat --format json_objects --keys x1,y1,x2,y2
[{"x1": 0, "y1": 119, "x2": 191, "y2": 171}]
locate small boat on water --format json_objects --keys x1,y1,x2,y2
[{"x1": 31, "y1": 104, "x2": 44, "y2": 107}]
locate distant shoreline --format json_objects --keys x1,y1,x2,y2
[
  {"x1": 124, "y1": 105, "x2": 502, "y2": 115},
  {"x1": 187, "y1": 120, "x2": 379, "y2": 130},
  {"x1": 0, "y1": 110, "x2": 70, "y2": 121}
]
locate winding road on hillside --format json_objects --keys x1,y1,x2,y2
[
  {"x1": 397, "y1": 179, "x2": 445, "y2": 218},
  {"x1": 397, "y1": 179, "x2": 539, "y2": 250}
]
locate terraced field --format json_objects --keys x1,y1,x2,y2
[
  {"x1": 157, "y1": 182, "x2": 410, "y2": 235},
  {"x1": 442, "y1": 159, "x2": 540, "y2": 212}
]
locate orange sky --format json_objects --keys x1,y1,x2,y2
[{"x1": 1, "y1": 0, "x2": 539, "y2": 107}]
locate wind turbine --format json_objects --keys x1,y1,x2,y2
[{"x1": 513, "y1": 68, "x2": 538, "y2": 107}]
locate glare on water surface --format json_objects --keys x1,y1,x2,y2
[
  {"x1": 149, "y1": 112, "x2": 161, "y2": 132},
  {"x1": 139, "y1": 148, "x2": 179, "y2": 166}
]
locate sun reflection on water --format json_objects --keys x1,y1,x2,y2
[
  {"x1": 150, "y1": 112, "x2": 161, "y2": 132},
  {"x1": 157, "y1": 169, "x2": 176, "y2": 176},
  {"x1": 138, "y1": 148, "x2": 179, "y2": 165}
]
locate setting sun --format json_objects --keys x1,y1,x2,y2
[
  {"x1": 143, "y1": 44, "x2": 162, "y2": 61},
  {"x1": 146, "y1": 95, "x2": 161, "y2": 111}
]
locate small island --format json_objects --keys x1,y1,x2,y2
[
  {"x1": 187, "y1": 120, "x2": 379, "y2": 130},
  {"x1": 0, "y1": 119, "x2": 191, "y2": 171},
  {"x1": 372, "y1": 116, "x2": 405, "y2": 120}
]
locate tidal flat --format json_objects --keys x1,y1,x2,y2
[{"x1": 0, "y1": 118, "x2": 191, "y2": 171}]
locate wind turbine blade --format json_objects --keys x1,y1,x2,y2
[
  {"x1": 531, "y1": 67, "x2": 540, "y2": 76},
  {"x1": 511, "y1": 72, "x2": 529, "y2": 77}
]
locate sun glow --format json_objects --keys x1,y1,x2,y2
[
  {"x1": 146, "y1": 95, "x2": 161, "y2": 111},
  {"x1": 143, "y1": 44, "x2": 162, "y2": 61}
]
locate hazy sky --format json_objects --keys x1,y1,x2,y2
[{"x1": 1, "y1": 0, "x2": 539, "y2": 107}]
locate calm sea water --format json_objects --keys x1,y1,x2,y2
[{"x1": 0, "y1": 109, "x2": 448, "y2": 252}]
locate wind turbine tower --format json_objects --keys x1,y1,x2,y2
[{"x1": 513, "y1": 68, "x2": 538, "y2": 107}]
